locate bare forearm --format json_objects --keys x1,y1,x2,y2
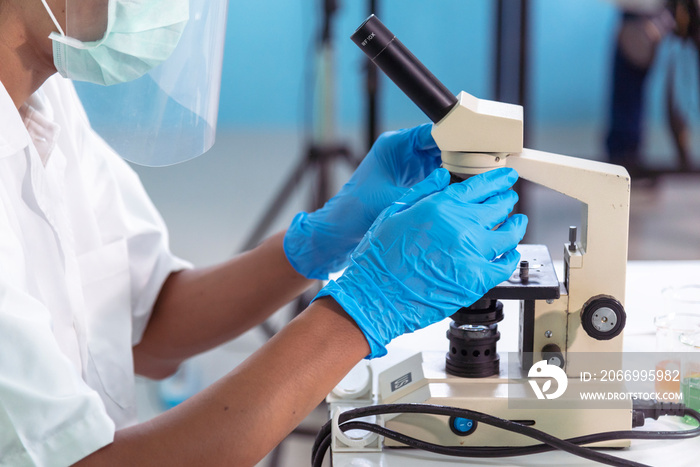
[
  {"x1": 134, "y1": 231, "x2": 314, "y2": 377},
  {"x1": 77, "y1": 298, "x2": 369, "y2": 467}
]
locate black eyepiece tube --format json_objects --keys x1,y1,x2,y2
[{"x1": 351, "y1": 15, "x2": 458, "y2": 123}]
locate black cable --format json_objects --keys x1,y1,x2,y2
[
  {"x1": 335, "y1": 421, "x2": 646, "y2": 465},
  {"x1": 332, "y1": 410, "x2": 700, "y2": 464},
  {"x1": 311, "y1": 429, "x2": 332, "y2": 467},
  {"x1": 313, "y1": 404, "x2": 644, "y2": 467},
  {"x1": 312, "y1": 403, "x2": 700, "y2": 467}
]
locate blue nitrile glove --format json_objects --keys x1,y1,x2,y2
[
  {"x1": 315, "y1": 167, "x2": 528, "y2": 358},
  {"x1": 284, "y1": 123, "x2": 441, "y2": 279}
]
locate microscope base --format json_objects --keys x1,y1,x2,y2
[{"x1": 379, "y1": 351, "x2": 632, "y2": 448}]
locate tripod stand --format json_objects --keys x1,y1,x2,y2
[{"x1": 239, "y1": 0, "x2": 361, "y2": 337}]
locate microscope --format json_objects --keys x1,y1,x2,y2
[{"x1": 327, "y1": 15, "x2": 632, "y2": 452}]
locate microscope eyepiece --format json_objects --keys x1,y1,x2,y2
[{"x1": 351, "y1": 15, "x2": 458, "y2": 123}]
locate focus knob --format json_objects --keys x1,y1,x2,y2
[{"x1": 581, "y1": 295, "x2": 626, "y2": 340}]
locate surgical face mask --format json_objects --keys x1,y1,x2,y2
[{"x1": 40, "y1": 0, "x2": 189, "y2": 86}]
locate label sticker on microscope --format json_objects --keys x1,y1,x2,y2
[{"x1": 391, "y1": 373, "x2": 413, "y2": 392}]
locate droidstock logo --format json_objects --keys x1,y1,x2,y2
[{"x1": 528, "y1": 360, "x2": 568, "y2": 400}]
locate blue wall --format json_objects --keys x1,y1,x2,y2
[
  {"x1": 221, "y1": 0, "x2": 493, "y2": 129},
  {"x1": 530, "y1": 0, "x2": 618, "y2": 125},
  {"x1": 219, "y1": 0, "x2": 624, "y2": 130}
]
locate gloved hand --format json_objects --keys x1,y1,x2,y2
[
  {"x1": 284, "y1": 123, "x2": 440, "y2": 279},
  {"x1": 315, "y1": 167, "x2": 528, "y2": 358}
]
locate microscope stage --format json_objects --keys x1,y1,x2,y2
[{"x1": 486, "y1": 244, "x2": 561, "y2": 301}]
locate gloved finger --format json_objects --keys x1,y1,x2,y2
[
  {"x1": 488, "y1": 247, "x2": 522, "y2": 280},
  {"x1": 410, "y1": 123, "x2": 440, "y2": 155},
  {"x1": 444, "y1": 168, "x2": 519, "y2": 204},
  {"x1": 392, "y1": 168, "x2": 450, "y2": 211},
  {"x1": 475, "y1": 190, "x2": 520, "y2": 230},
  {"x1": 481, "y1": 214, "x2": 528, "y2": 260},
  {"x1": 375, "y1": 123, "x2": 436, "y2": 155}
]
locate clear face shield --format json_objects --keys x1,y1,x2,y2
[{"x1": 42, "y1": 0, "x2": 229, "y2": 167}]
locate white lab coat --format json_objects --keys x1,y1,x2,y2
[{"x1": 0, "y1": 75, "x2": 190, "y2": 466}]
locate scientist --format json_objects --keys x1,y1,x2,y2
[{"x1": 0, "y1": 0, "x2": 527, "y2": 465}]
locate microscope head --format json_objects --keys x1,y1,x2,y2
[{"x1": 434, "y1": 91, "x2": 523, "y2": 176}]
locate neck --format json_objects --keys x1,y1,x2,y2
[{"x1": 0, "y1": 3, "x2": 57, "y2": 109}]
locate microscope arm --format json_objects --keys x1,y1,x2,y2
[{"x1": 506, "y1": 148, "x2": 631, "y2": 353}]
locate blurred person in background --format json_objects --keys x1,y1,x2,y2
[{"x1": 607, "y1": 0, "x2": 699, "y2": 175}]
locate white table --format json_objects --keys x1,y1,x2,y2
[{"x1": 331, "y1": 261, "x2": 700, "y2": 467}]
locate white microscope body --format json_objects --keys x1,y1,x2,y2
[
  {"x1": 373, "y1": 90, "x2": 632, "y2": 449},
  {"x1": 333, "y1": 14, "x2": 632, "y2": 452}
]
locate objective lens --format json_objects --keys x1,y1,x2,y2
[{"x1": 446, "y1": 300, "x2": 503, "y2": 378}]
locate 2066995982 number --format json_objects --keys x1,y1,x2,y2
[{"x1": 599, "y1": 369, "x2": 680, "y2": 382}]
